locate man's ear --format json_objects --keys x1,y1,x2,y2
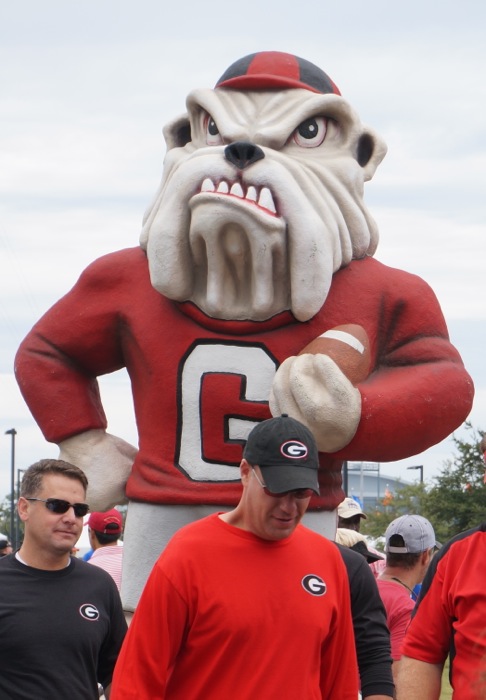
[
  {"x1": 17, "y1": 496, "x2": 29, "y2": 523},
  {"x1": 420, "y1": 549, "x2": 432, "y2": 565},
  {"x1": 240, "y1": 459, "x2": 252, "y2": 484}
]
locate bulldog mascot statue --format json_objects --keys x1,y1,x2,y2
[{"x1": 15, "y1": 52, "x2": 474, "y2": 612}]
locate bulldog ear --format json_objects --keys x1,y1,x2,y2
[
  {"x1": 356, "y1": 127, "x2": 387, "y2": 181},
  {"x1": 163, "y1": 113, "x2": 192, "y2": 149}
]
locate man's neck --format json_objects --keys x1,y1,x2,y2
[
  {"x1": 18, "y1": 543, "x2": 71, "y2": 571},
  {"x1": 380, "y1": 566, "x2": 420, "y2": 590}
]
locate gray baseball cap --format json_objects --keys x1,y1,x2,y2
[{"x1": 385, "y1": 514, "x2": 438, "y2": 554}]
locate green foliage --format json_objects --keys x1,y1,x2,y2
[
  {"x1": 0, "y1": 493, "x2": 14, "y2": 540},
  {"x1": 423, "y1": 422, "x2": 485, "y2": 542},
  {"x1": 0, "y1": 492, "x2": 25, "y2": 546}
]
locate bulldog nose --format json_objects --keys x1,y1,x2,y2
[{"x1": 224, "y1": 141, "x2": 265, "y2": 169}]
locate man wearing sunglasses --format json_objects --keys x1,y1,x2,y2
[
  {"x1": 111, "y1": 414, "x2": 359, "y2": 699},
  {"x1": 0, "y1": 458, "x2": 127, "y2": 700}
]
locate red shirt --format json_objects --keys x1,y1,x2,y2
[
  {"x1": 377, "y1": 579, "x2": 414, "y2": 660},
  {"x1": 402, "y1": 525, "x2": 486, "y2": 698},
  {"x1": 111, "y1": 514, "x2": 359, "y2": 699}
]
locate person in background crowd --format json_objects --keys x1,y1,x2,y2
[
  {"x1": 87, "y1": 509, "x2": 124, "y2": 591},
  {"x1": 336, "y1": 526, "x2": 385, "y2": 566},
  {"x1": 111, "y1": 415, "x2": 359, "y2": 699},
  {"x1": 0, "y1": 537, "x2": 12, "y2": 557},
  {"x1": 338, "y1": 496, "x2": 385, "y2": 578},
  {"x1": 377, "y1": 514, "x2": 437, "y2": 685},
  {"x1": 0, "y1": 458, "x2": 127, "y2": 699}
]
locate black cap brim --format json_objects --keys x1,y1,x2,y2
[
  {"x1": 350, "y1": 541, "x2": 384, "y2": 563},
  {"x1": 259, "y1": 464, "x2": 319, "y2": 495}
]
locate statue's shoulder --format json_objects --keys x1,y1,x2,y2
[
  {"x1": 342, "y1": 257, "x2": 431, "y2": 293},
  {"x1": 78, "y1": 247, "x2": 149, "y2": 287},
  {"x1": 85, "y1": 246, "x2": 146, "y2": 272}
]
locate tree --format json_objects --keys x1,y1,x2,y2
[
  {"x1": 423, "y1": 422, "x2": 485, "y2": 542},
  {"x1": 0, "y1": 493, "x2": 14, "y2": 539},
  {"x1": 0, "y1": 490, "x2": 25, "y2": 546}
]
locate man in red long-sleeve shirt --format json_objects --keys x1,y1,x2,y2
[{"x1": 111, "y1": 415, "x2": 359, "y2": 700}]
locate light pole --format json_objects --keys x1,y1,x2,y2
[
  {"x1": 5, "y1": 429, "x2": 17, "y2": 546},
  {"x1": 407, "y1": 465, "x2": 424, "y2": 483}
]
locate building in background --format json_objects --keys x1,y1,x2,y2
[{"x1": 343, "y1": 462, "x2": 412, "y2": 512}]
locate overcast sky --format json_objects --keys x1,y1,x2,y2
[{"x1": 1, "y1": 0, "x2": 485, "y2": 501}]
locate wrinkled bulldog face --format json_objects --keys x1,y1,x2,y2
[{"x1": 140, "y1": 88, "x2": 386, "y2": 322}]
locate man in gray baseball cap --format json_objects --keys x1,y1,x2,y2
[{"x1": 377, "y1": 514, "x2": 438, "y2": 685}]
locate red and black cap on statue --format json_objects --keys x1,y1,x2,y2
[{"x1": 216, "y1": 51, "x2": 341, "y2": 96}]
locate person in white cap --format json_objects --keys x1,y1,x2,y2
[
  {"x1": 338, "y1": 496, "x2": 368, "y2": 529},
  {"x1": 111, "y1": 415, "x2": 359, "y2": 700},
  {"x1": 377, "y1": 514, "x2": 437, "y2": 684},
  {"x1": 337, "y1": 496, "x2": 385, "y2": 578}
]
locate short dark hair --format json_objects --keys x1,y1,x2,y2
[
  {"x1": 20, "y1": 459, "x2": 88, "y2": 498},
  {"x1": 91, "y1": 524, "x2": 121, "y2": 546},
  {"x1": 386, "y1": 535, "x2": 421, "y2": 569}
]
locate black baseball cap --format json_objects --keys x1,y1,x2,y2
[{"x1": 243, "y1": 414, "x2": 319, "y2": 495}]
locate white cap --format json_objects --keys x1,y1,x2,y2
[{"x1": 338, "y1": 497, "x2": 367, "y2": 520}]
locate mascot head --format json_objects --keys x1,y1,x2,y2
[{"x1": 140, "y1": 51, "x2": 387, "y2": 322}]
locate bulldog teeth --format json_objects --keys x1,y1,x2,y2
[
  {"x1": 230, "y1": 182, "x2": 244, "y2": 198},
  {"x1": 246, "y1": 185, "x2": 257, "y2": 202},
  {"x1": 258, "y1": 187, "x2": 276, "y2": 214},
  {"x1": 201, "y1": 178, "x2": 216, "y2": 192},
  {"x1": 200, "y1": 178, "x2": 277, "y2": 214},
  {"x1": 217, "y1": 181, "x2": 229, "y2": 194}
]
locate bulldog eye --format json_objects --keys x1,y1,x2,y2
[
  {"x1": 292, "y1": 117, "x2": 327, "y2": 148},
  {"x1": 204, "y1": 113, "x2": 224, "y2": 146}
]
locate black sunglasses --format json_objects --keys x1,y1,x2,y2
[{"x1": 25, "y1": 497, "x2": 90, "y2": 518}]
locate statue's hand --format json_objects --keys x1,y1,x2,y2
[
  {"x1": 59, "y1": 429, "x2": 137, "y2": 510},
  {"x1": 269, "y1": 354, "x2": 361, "y2": 452}
]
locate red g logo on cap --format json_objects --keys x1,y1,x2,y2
[{"x1": 281, "y1": 440, "x2": 308, "y2": 459}]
